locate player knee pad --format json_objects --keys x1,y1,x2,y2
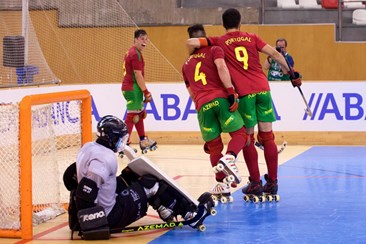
[
  {"x1": 257, "y1": 131, "x2": 275, "y2": 145},
  {"x1": 230, "y1": 128, "x2": 250, "y2": 147},
  {"x1": 116, "y1": 167, "x2": 140, "y2": 193},
  {"x1": 126, "y1": 112, "x2": 139, "y2": 124},
  {"x1": 132, "y1": 114, "x2": 140, "y2": 124},
  {"x1": 138, "y1": 174, "x2": 159, "y2": 189},
  {"x1": 206, "y1": 137, "x2": 224, "y2": 156},
  {"x1": 77, "y1": 205, "x2": 110, "y2": 240},
  {"x1": 76, "y1": 177, "x2": 98, "y2": 210}
]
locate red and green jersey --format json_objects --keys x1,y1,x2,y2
[
  {"x1": 209, "y1": 31, "x2": 270, "y2": 96},
  {"x1": 122, "y1": 46, "x2": 144, "y2": 91},
  {"x1": 182, "y1": 46, "x2": 228, "y2": 110}
]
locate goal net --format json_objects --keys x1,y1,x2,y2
[
  {"x1": 1, "y1": 0, "x2": 182, "y2": 87},
  {"x1": 0, "y1": 2, "x2": 60, "y2": 88},
  {"x1": 0, "y1": 90, "x2": 92, "y2": 239}
]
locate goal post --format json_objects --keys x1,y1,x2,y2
[{"x1": 0, "y1": 90, "x2": 92, "y2": 239}]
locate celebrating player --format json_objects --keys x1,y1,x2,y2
[
  {"x1": 186, "y1": 8, "x2": 301, "y2": 201},
  {"x1": 182, "y1": 24, "x2": 248, "y2": 203},
  {"x1": 63, "y1": 115, "x2": 215, "y2": 239},
  {"x1": 121, "y1": 29, "x2": 157, "y2": 154}
]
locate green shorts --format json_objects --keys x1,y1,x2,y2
[
  {"x1": 198, "y1": 98, "x2": 244, "y2": 142},
  {"x1": 238, "y1": 91, "x2": 276, "y2": 128},
  {"x1": 122, "y1": 83, "x2": 144, "y2": 111}
]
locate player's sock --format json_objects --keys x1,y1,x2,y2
[
  {"x1": 259, "y1": 131, "x2": 278, "y2": 181},
  {"x1": 227, "y1": 127, "x2": 247, "y2": 156},
  {"x1": 242, "y1": 134, "x2": 260, "y2": 182},
  {"x1": 125, "y1": 113, "x2": 135, "y2": 140},
  {"x1": 135, "y1": 117, "x2": 145, "y2": 138}
]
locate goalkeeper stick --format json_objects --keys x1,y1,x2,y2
[{"x1": 281, "y1": 51, "x2": 313, "y2": 117}]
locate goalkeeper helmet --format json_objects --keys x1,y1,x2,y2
[{"x1": 97, "y1": 115, "x2": 128, "y2": 152}]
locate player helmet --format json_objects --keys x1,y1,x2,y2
[{"x1": 97, "y1": 115, "x2": 128, "y2": 152}]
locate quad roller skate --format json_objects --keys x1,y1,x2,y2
[
  {"x1": 140, "y1": 137, "x2": 158, "y2": 154},
  {"x1": 118, "y1": 144, "x2": 137, "y2": 158},
  {"x1": 157, "y1": 192, "x2": 217, "y2": 232},
  {"x1": 212, "y1": 155, "x2": 241, "y2": 185},
  {"x1": 209, "y1": 182, "x2": 233, "y2": 204},
  {"x1": 263, "y1": 174, "x2": 280, "y2": 202},
  {"x1": 185, "y1": 192, "x2": 217, "y2": 231},
  {"x1": 242, "y1": 177, "x2": 266, "y2": 203}
]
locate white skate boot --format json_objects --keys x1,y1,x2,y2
[
  {"x1": 212, "y1": 154, "x2": 241, "y2": 184},
  {"x1": 209, "y1": 182, "x2": 233, "y2": 204},
  {"x1": 140, "y1": 137, "x2": 158, "y2": 154}
]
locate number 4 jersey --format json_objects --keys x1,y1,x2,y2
[
  {"x1": 182, "y1": 46, "x2": 228, "y2": 111},
  {"x1": 208, "y1": 32, "x2": 270, "y2": 97}
]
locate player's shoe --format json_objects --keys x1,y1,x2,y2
[
  {"x1": 185, "y1": 192, "x2": 216, "y2": 229},
  {"x1": 140, "y1": 137, "x2": 157, "y2": 154},
  {"x1": 263, "y1": 174, "x2": 280, "y2": 202},
  {"x1": 242, "y1": 177, "x2": 265, "y2": 203},
  {"x1": 209, "y1": 182, "x2": 233, "y2": 204},
  {"x1": 214, "y1": 154, "x2": 241, "y2": 184}
]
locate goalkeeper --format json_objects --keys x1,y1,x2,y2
[{"x1": 63, "y1": 115, "x2": 210, "y2": 240}]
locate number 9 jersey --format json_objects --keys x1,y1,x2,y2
[{"x1": 208, "y1": 32, "x2": 270, "y2": 97}]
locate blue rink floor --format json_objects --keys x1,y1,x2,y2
[{"x1": 151, "y1": 146, "x2": 366, "y2": 244}]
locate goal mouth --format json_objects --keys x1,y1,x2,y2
[{"x1": 0, "y1": 90, "x2": 92, "y2": 239}]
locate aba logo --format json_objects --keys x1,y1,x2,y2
[{"x1": 303, "y1": 93, "x2": 366, "y2": 120}]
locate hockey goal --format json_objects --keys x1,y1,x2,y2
[{"x1": 0, "y1": 90, "x2": 92, "y2": 239}]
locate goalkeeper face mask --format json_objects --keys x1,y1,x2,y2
[{"x1": 115, "y1": 134, "x2": 129, "y2": 153}]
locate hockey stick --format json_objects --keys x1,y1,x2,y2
[
  {"x1": 281, "y1": 51, "x2": 313, "y2": 117},
  {"x1": 255, "y1": 141, "x2": 287, "y2": 154},
  {"x1": 110, "y1": 204, "x2": 214, "y2": 233}
]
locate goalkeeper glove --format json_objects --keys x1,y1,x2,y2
[
  {"x1": 226, "y1": 87, "x2": 239, "y2": 112},
  {"x1": 143, "y1": 89, "x2": 152, "y2": 103},
  {"x1": 288, "y1": 69, "x2": 302, "y2": 87}
]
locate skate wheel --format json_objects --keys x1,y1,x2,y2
[
  {"x1": 142, "y1": 149, "x2": 148, "y2": 154},
  {"x1": 252, "y1": 196, "x2": 259, "y2": 203},
  {"x1": 216, "y1": 163, "x2": 224, "y2": 171},
  {"x1": 274, "y1": 195, "x2": 280, "y2": 202},
  {"x1": 223, "y1": 177, "x2": 229, "y2": 184},
  {"x1": 266, "y1": 195, "x2": 273, "y2": 202},
  {"x1": 210, "y1": 208, "x2": 217, "y2": 216},
  {"x1": 259, "y1": 195, "x2": 266, "y2": 203},
  {"x1": 212, "y1": 166, "x2": 219, "y2": 174},
  {"x1": 211, "y1": 195, "x2": 218, "y2": 202},
  {"x1": 150, "y1": 146, "x2": 157, "y2": 151},
  {"x1": 198, "y1": 224, "x2": 206, "y2": 232},
  {"x1": 243, "y1": 195, "x2": 250, "y2": 202},
  {"x1": 227, "y1": 175, "x2": 235, "y2": 183},
  {"x1": 228, "y1": 196, "x2": 234, "y2": 203},
  {"x1": 220, "y1": 197, "x2": 227, "y2": 204}
]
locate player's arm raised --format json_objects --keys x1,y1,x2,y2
[{"x1": 186, "y1": 38, "x2": 210, "y2": 55}]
